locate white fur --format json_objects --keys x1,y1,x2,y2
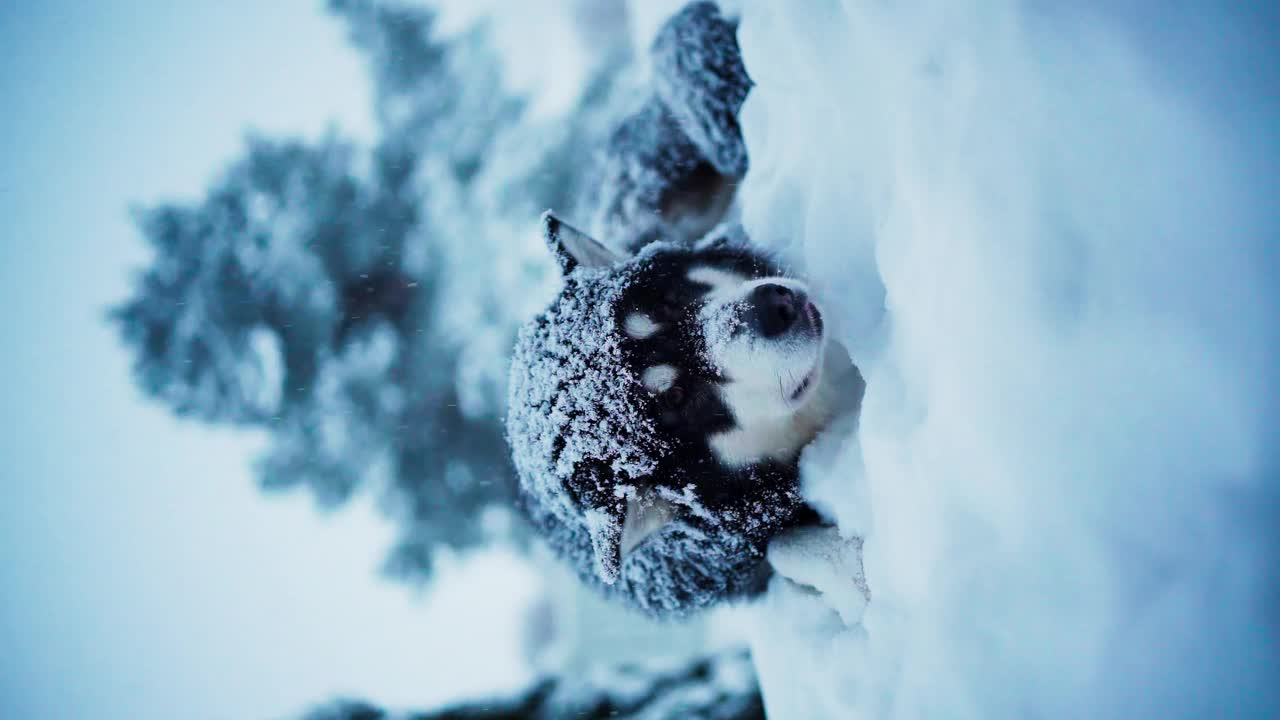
[
  {"x1": 710, "y1": 335, "x2": 852, "y2": 467},
  {"x1": 693, "y1": 269, "x2": 824, "y2": 420},
  {"x1": 641, "y1": 364, "x2": 679, "y2": 393},
  {"x1": 624, "y1": 312, "x2": 661, "y2": 339},
  {"x1": 688, "y1": 266, "x2": 750, "y2": 305},
  {"x1": 712, "y1": 324, "x2": 821, "y2": 416},
  {"x1": 686, "y1": 266, "x2": 840, "y2": 466},
  {"x1": 767, "y1": 525, "x2": 868, "y2": 626}
]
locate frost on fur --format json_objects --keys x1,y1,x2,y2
[
  {"x1": 505, "y1": 258, "x2": 667, "y2": 588},
  {"x1": 585, "y1": 1, "x2": 751, "y2": 251},
  {"x1": 650, "y1": 1, "x2": 751, "y2": 177},
  {"x1": 506, "y1": 238, "x2": 811, "y2": 616}
]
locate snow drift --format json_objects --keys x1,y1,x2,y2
[{"x1": 735, "y1": 0, "x2": 1280, "y2": 717}]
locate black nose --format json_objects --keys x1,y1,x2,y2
[{"x1": 747, "y1": 283, "x2": 807, "y2": 338}]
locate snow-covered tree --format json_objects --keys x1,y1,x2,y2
[
  {"x1": 113, "y1": 0, "x2": 631, "y2": 578},
  {"x1": 112, "y1": 3, "x2": 778, "y2": 717},
  {"x1": 114, "y1": 125, "x2": 509, "y2": 573},
  {"x1": 302, "y1": 650, "x2": 764, "y2": 720}
]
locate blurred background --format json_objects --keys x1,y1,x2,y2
[
  {"x1": 5, "y1": 1, "x2": 1279, "y2": 719},
  {"x1": 1, "y1": 1, "x2": 752, "y2": 718}
]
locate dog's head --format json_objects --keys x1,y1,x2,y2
[
  {"x1": 612, "y1": 232, "x2": 827, "y2": 469},
  {"x1": 507, "y1": 212, "x2": 833, "y2": 614}
]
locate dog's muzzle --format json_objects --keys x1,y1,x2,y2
[{"x1": 746, "y1": 283, "x2": 823, "y2": 339}]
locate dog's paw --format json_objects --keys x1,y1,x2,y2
[{"x1": 767, "y1": 524, "x2": 869, "y2": 626}]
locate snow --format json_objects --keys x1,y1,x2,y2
[
  {"x1": 14, "y1": 0, "x2": 1272, "y2": 716},
  {"x1": 737, "y1": 0, "x2": 1279, "y2": 717},
  {"x1": 541, "y1": 650, "x2": 761, "y2": 718},
  {"x1": 507, "y1": 256, "x2": 667, "y2": 586}
]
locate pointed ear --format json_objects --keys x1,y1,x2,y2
[
  {"x1": 583, "y1": 491, "x2": 676, "y2": 586},
  {"x1": 584, "y1": 500, "x2": 624, "y2": 585},
  {"x1": 620, "y1": 494, "x2": 676, "y2": 559},
  {"x1": 541, "y1": 210, "x2": 624, "y2": 275}
]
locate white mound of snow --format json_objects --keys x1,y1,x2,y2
[{"x1": 737, "y1": 1, "x2": 1280, "y2": 717}]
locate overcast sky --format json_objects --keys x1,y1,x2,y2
[{"x1": 0, "y1": 3, "x2": 536, "y2": 718}]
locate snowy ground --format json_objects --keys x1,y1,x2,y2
[{"x1": 736, "y1": 1, "x2": 1279, "y2": 717}]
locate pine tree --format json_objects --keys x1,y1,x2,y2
[
  {"x1": 112, "y1": 0, "x2": 625, "y2": 577},
  {"x1": 114, "y1": 5, "x2": 772, "y2": 718},
  {"x1": 302, "y1": 650, "x2": 765, "y2": 720}
]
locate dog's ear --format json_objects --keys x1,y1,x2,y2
[
  {"x1": 584, "y1": 499, "x2": 625, "y2": 585},
  {"x1": 542, "y1": 210, "x2": 624, "y2": 275},
  {"x1": 582, "y1": 489, "x2": 675, "y2": 586}
]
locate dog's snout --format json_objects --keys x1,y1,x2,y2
[{"x1": 748, "y1": 283, "x2": 807, "y2": 338}]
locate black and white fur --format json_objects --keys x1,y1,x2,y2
[
  {"x1": 585, "y1": 1, "x2": 751, "y2": 252},
  {"x1": 511, "y1": 217, "x2": 862, "y2": 616},
  {"x1": 506, "y1": 3, "x2": 862, "y2": 616}
]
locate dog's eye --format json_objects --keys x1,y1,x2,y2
[{"x1": 661, "y1": 386, "x2": 687, "y2": 409}]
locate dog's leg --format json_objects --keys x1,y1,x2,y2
[{"x1": 767, "y1": 524, "x2": 870, "y2": 626}]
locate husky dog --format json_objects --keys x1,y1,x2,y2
[
  {"x1": 508, "y1": 215, "x2": 862, "y2": 616},
  {"x1": 506, "y1": 2, "x2": 863, "y2": 616}
]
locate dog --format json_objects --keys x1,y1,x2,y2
[
  {"x1": 506, "y1": 2, "x2": 863, "y2": 616},
  {"x1": 508, "y1": 214, "x2": 863, "y2": 616}
]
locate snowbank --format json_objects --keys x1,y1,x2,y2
[{"x1": 737, "y1": 1, "x2": 1280, "y2": 717}]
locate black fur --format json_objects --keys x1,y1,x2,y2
[
  {"x1": 587, "y1": 2, "x2": 752, "y2": 251},
  {"x1": 615, "y1": 244, "x2": 777, "y2": 442}
]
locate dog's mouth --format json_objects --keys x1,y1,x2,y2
[
  {"x1": 788, "y1": 361, "x2": 822, "y2": 404},
  {"x1": 804, "y1": 301, "x2": 824, "y2": 337},
  {"x1": 785, "y1": 303, "x2": 825, "y2": 404}
]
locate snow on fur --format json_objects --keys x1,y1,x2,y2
[
  {"x1": 650, "y1": 1, "x2": 751, "y2": 177},
  {"x1": 507, "y1": 228, "x2": 808, "y2": 616},
  {"x1": 507, "y1": 257, "x2": 664, "y2": 585},
  {"x1": 736, "y1": 0, "x2": 1280, "y2": 716},
  {"x1": 586, "y1": 2, "x2": 751, "y2": 251}
]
